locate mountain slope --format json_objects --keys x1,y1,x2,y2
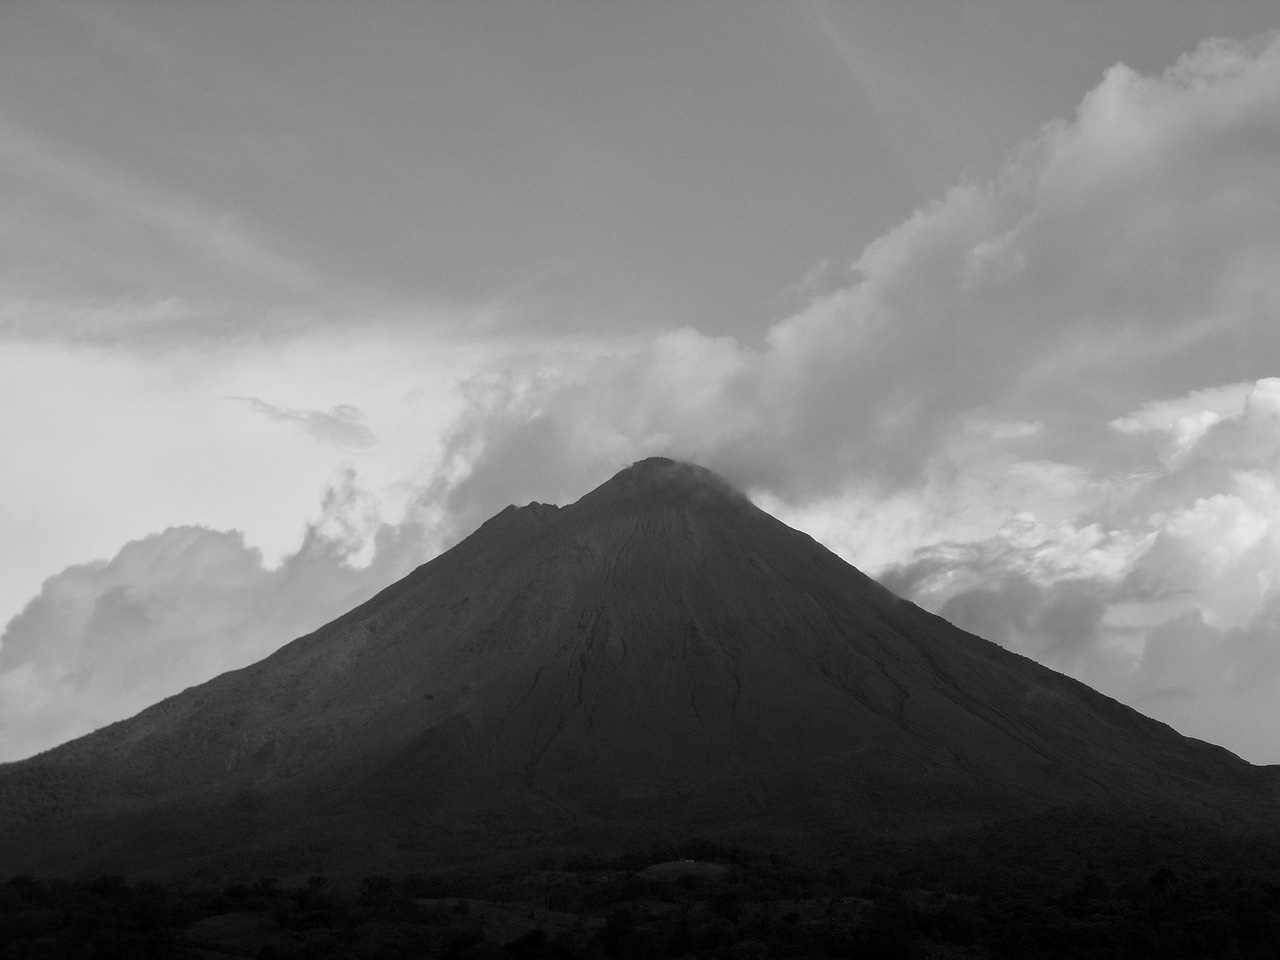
[{"x1": 1, "y1": 457, "x2": 1275, "y2": 877}]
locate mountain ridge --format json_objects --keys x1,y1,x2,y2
[{"x1": 1, "y1": 457, "x2": 1276, "y2": 878}]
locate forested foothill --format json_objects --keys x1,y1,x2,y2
[{"x1": 6, "y1": 813, "x2": 1280, "y2": 959}]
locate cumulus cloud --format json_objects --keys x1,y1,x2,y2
[
  {"x1": 425, "y1": 33, "x2": 1280, "y2": 522},
  {"x1": 874, "y1": 376, "x2": 1280, "y2": 762},
  {"x1": 0, "y1": 473, "x2": 430, "y2": 760},
  {"x1": 233, "y1": 396, "x2": 378, "y2": 449}
]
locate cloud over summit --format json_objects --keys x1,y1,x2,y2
[{"x1": 434, "y1": 33, "x2": 1280, "y2": 509}]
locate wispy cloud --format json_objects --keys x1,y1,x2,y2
[
  {"x1": 232, "y1": 396, "x2": 378, "y2": 450},
  {"x1": 0, "y1": 114, "x2": 326, "y2": 313}
]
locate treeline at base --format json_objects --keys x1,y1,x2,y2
[{"x1": 6, "y1": 814, "x2": 1280, "y2": 959}]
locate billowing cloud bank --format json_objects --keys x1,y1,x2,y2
[
  {"x1": 881, "y1": 377, "x2": 1280, "y2": 756},
  {"x1": 4, "y1": 34, "x2": 1280, "y2": 762},
  {"x1": 440, "y1": 34, "x2": 1280, "y2": 502}
]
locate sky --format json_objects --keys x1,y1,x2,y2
[{"x1": 3, "y1": 1, "x2": 1280, "y2": 763}]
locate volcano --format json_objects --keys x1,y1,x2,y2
[{"x1": 1, "y1": 457, "x2": 1276, "y2": 878}]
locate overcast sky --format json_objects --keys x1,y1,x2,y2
[{"x1": 4, "y1": 1, "x2": 1280, "y2": 763}]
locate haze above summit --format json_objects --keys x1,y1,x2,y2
[{"x1": 3, "y1": 3, "x2": 1280, "y2": 764}]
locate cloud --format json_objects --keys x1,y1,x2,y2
[
  {"x1": 0, "y1": 114, "x2": 326, "y2": 300},
  {"x1": 0, "y1": 473, "x2": 430, "y2": 761},
  {"x1": 8, "y1": 33, "x2": 1280, "y2": 764},
  {"x1": 421, "y1": 33, "x2": 1280, "y2": 524},
  {"x1": 233, "y1": 396, "x2": 378, "y2": 449},
  {"x1": 405, "y1": 34, "x2": 1280, "y2": 761},
  {"x1": 870, "y1": 375, "x2": 1280, "y2": 762}
]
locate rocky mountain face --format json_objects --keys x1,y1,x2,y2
[{"x1": 1, "y1": 457, "x2": 1276, "y2": 878}]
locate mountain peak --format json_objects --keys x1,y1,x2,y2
[
  {"x1": 578, "y1": 457, "x2": 748, "y2": 513},
  {"x1": 2, "y1": 454, "x2": 1275, "y2": 879},
  {"x1": 616, "y1": 455, "x2": 711, "y2": 484},
  {"x1": 626, "y1": 455, "x2": 680, "y2": 472}
]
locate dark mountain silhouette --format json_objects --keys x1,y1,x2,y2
[{"x1": 1, "y1": 457, "x2": 1276, "y2": 878}]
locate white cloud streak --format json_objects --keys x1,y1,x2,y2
[{"x1": 0, "y1": 114, "x2": 325, "y2": 298}]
